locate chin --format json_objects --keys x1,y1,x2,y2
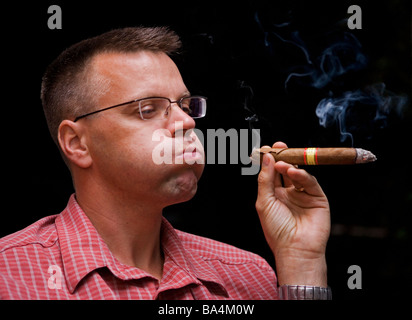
[{"x1": 169, "y1": 168, "x2": 201, "y2": 204}]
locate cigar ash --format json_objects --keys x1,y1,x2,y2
[{"x1": 355, "y1": 148, "x2": 377, "y2": 164}]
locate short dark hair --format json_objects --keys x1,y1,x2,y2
[{"x1": 40, "y1": 26, "x2": 182, "y2": 146}]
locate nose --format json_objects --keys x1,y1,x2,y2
[{"x1": 166, "y1": 103, "x2": 196, "y2": 137}]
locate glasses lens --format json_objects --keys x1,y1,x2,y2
[
  {"x1": 181, "y1": 97, "x2": 207, "y2": 118},
  {"x1": 139, "y1": 98, "x2": 170, "y2": 120}
]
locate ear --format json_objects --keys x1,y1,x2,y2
[{"x1": 58, "y1": 120, "x2": 93, "y2": 169}]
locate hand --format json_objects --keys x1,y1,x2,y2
[{"x1": 256, "y1": 142, "x2": 331, "y2": 286}]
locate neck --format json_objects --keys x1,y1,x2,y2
[{"x1": 75, "y1": 184, "x2": 165, "y2": 280}]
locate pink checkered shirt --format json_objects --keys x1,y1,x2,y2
[{"x1": 0, "y1": 194, "x2": 278, "y2": 300}]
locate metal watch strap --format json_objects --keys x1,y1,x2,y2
[{"x1": 278, "y1": 285, "x2": 332, "y2": 300}]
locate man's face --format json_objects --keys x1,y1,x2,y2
[{"x1": 80, "y1": 51, "x2": 205, "y2": 207}]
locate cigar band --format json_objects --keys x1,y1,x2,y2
[{"x1": 304, "y1": 147, "x2": 318, "y2": 165}]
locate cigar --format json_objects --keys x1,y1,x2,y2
[{"x1": 250, "y1": 147, "x2": 377, "y2": 165}]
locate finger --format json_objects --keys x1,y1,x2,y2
[
  {"x1": 278, "y1": 163, "x2": 295, "y2": 188},
  {"x1": 272, "y1": 141, "x2": 288, "y2": 149},
  {"x1": 257, "y1": 153, "x2": 281, "y2": 201},
  {"x1": 271, "y1": 141, "x2": 293, "y2": 187},
  {"x1": 259, "y1": 146, "x2": 283, "y2": 188},
  {"x1": 274, "y1": 162, "x2": 325, "y2": 197},
  {"x1": 257, "y1": 154, "x2": 275, "y2": 202},
  {"x1": 260, "y1": 145, "x2": 272, "y2": 152}
]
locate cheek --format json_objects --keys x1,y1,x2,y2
[
  {"x1": 87, "y1": 122, "x2": 204, "y2": 193},
  {"x1": 88, "y1": 123, "x2": 156, "y2": 174}
]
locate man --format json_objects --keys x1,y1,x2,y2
[{"x1": 0, "y1": 27, "x2": 330, "y2": 299}]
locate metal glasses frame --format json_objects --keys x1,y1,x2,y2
[{"x1": 73, "y1": 95, "x2": 207, "y2": 122}]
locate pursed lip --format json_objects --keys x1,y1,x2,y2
[{"x1": 175, "y1": 144, "x2": 204, "y2": 162}]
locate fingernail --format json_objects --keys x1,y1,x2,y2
[{"x1": 263, "y1": 154, "x2": 270, "y2": 166}]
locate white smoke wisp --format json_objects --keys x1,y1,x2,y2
[{"x1": 315, "y1": 83, "x2": 407, "y2": 143}]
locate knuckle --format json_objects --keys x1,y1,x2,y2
[
  {"x1": 257, "y1": 172, "x2": 266, "y2": 184},
  {"x1": 310, "y1": 174, "x2": 318, "y2": 183}
]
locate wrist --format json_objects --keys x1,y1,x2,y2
[{"x1": 275, "y1": 252, "x2": 327, "y2": 287}]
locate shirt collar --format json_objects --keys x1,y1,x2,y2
[
  {"x1": 160, "y1": 218, "x2": 228, "y2": 296},
  {"x1": 56, "y1": 194, "x2": 119, "y2": 293},
  {"x1": 56, "y1": 194, "x2": 227, "y2": 296}
]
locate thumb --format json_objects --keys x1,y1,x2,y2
[{"x1": 256, "y1": 154, "x2": 278, "y2": 206}]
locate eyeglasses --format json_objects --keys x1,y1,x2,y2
[{"x1": 73, "y1": 95, "x2": 207, "y2": 122}]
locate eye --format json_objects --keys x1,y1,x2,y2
[
  {"x1": 180, "y1": 100, "x2": 192, "y2": 115},
  {"x1": 138, "y1": 99, "x2": 168, "y2": 120},
  {"x1": 140, "y1": 105, "x2": 156, "y2": 116}
]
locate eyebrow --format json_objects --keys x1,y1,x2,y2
[
  {"x1": 118, "y1": 91, "x2": 193, "y2": 112},
  {"x1": 126, "y1": 90, "x2": 192, "y2": 102}
]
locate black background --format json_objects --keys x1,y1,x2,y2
[{"x1": 1, "y1": 0, "x2": 411, "y2": 301}]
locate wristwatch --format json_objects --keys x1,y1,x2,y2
[{"x1": 278, "y1": 285, "x2": 332, "y2": 300}]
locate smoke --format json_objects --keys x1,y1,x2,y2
[
  {"x1": 254, "y1": 10, "x2": 407, "y2": 144},
  {"x1": 286, "y1": 32, "x2": 367, "y2": 89},
  {"x1": 316, "y1": 83, "x2": 407, "y2": 143},
  {"x1": 239, "y1": 80, "x2": 259, "y2": 130}
]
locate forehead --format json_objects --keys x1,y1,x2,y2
[{"x1": 90, "y1": 51, "x2": 187, "y2": 102}]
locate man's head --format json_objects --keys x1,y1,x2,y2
[
  {"x1": 40, "y1": 27, "x2": 205, "y2": 208},
  {"x1": 41, "y1": 27, "x2": 182, "y2": 145}
]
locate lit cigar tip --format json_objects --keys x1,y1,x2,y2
[{"x1": 355, "y1": 148, "x2": 377, "y2": 163}]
